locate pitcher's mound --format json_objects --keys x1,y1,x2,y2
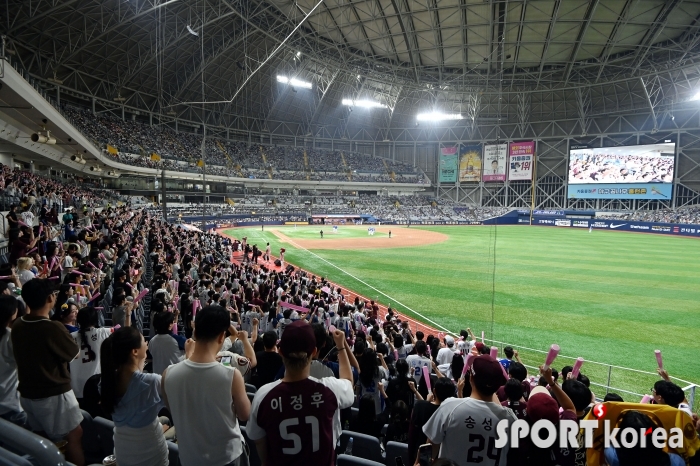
[{"x1": 270, "y1": 227, "x2": 449, "y2": 250}]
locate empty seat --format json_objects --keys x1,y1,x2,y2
[
  {"x1": 337, "y1": 430, "x2": 384, "y2": 464},
  {"x1": 385, "y1": 441, "x2": 409, "y2": 466},
  {"x1": 337, "y1": 453, "x2": 386, "y2": 466}
]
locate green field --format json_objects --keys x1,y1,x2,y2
[{"x1": 225, "y1": 225, "x2": 700, "y2": 401}]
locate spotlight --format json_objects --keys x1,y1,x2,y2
[
  {"x1": 31, "y1": 130, "x2": 56, "y2": 144},
  {"x1": 89, "y1": 166, "x2": 102, "y2": 172}
]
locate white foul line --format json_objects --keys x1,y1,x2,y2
[{"x1": 279, "y1": 234, "x2": 452, "y2": 333}]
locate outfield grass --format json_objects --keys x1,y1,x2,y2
[{"x1": 224, "y1": 225, "x2": 700, "y2": 401}]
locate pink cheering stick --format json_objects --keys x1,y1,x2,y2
[
  {"x1": 72, "y1": 271, "x2": 87, "y2": 276},
  {"x1": 481, "y1": 331, "x2": 485, "y2": 343},
  {"x1": 490, "y1": 346, "x2": 498, "y2": 359},
  {"x1": 125, "y1": 282, "x2": 133, "y2": 289},
  {"x1": 18, "y1": 220, "x2": 28, "y2": 227},
  {"x1": 462, "y1": 353, "x2": 476, "y2": 377},
  {"x1": 133, "y1": 288, "x2": 150, "y2": 304},
  {"x1": 640, "y1": 395, "x2": 652, "y2": 404},
  {"x1": 27, "y1": 247, "x2": 37, "y2": 254},
  {"x1": 0, "y1": 276, "x2": 12, "y2": 280},
  {"x1": 99, "y1": 253, "x2": 107, "y2": 262},
  {"x1": 329, "y1": 325, "x2": 337, "y2": 333},
  {"x1": 87, "y1": 261, "x2": 97, "y2": 269},
  {"x1": 49, "y1": 256, "x2": 57, "y2": 270},
  {"x1": 88, "y1": 292, "x2": 101, "y2": 303},
  {"x1": 48, "y1": 276, "x2": 60, "y2": 280},
  {"x1": 654, "y1": 350, "x2": 663, "y2": 370},
  {"x1": 422, "y1": 366, "x2": 432, "y2": 392},
  {"x1": 543, "y1": 344, "x2": 560, "y2": 371},
  {"x1": 38, "y1": 224, "x2": 43, "y2": 235},
  {"x1": 570, "y1": 357, "x2": 584, "y2": 380},
  {"x1": 394, "y1": 348, "x2": 399, "y2": 360}
]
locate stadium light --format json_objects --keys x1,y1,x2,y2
[
  {"x1": 416, "y1": 112, "x2": 463, "y2": 122},
  {"x1": 342, "y1": 99, "x2": 387, "y2": 109},
  {"x1": 276, "y1": 75, "x2": 312, "y2": 89},
  {"x1": 691, "y1": 91, "x2": 700, "y2": 101}
]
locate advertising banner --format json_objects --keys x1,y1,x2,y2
[
  {"x1": 439, "y1": 146, "x2": 459, "y2": 183},
  {"x1": 459, "y1": 145, "x2": 482, "y2": 182},
  {"x1": 482, "y1": 144, "x2": 508, "y2": 182},
  {"x1": 567, "y1": 183, "x2": 673, "y2": 200},
  {"x1": 508, "y1": 141, "x2": 535, "y2": 180},
  {"x1": 529, "y1": 217, "x2": 700, "y2": 237}
]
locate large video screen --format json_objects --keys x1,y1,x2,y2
[{"x1": 567, "y1": 142, "x2": 675, "y2": 199}]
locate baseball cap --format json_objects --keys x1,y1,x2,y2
[
  {"x1": 526, "y1": 386, "x2": 560, "y2": 425},
  {"x1": 445, "y1": 336, "x2": 455, "y2": 347},
  {"x1": 278, "y1": 321, "x2": 316, "y2": 358},
  {"x1": 471, "y1": 355, "x2": 507, "y2": 389},
  {"x1": 474, "y1": 342, "x2": 485, "y2": 352}
]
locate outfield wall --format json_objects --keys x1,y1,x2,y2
[{"x1": 522, "y1": 216, "x2": 700, "y2": 237}]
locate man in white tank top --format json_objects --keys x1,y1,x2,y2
[{"x1": 162, "y1": 305, "x2": 252, "y2": 466}]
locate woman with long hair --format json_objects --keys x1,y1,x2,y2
[
  {"x1": 348, "y1": 394, "x2": 384, "y2": 438},
  {"x1": 16, "y1": 257, "x2": 37, "y2": 285},
  {"x1": 100, "y1": 327, "x2": 169, "y2": 466},
  {"x1": 0, "y1": 295, "x2": 25, "y2": 426},
  {"x1": 386, "y1": 359, "x2": 422, "y2": 409},
  {"x1": 385, "y1": 400, "x2": 410, "y2": 443},
  {"x1": 70, "y1": 307, "x2": 122, "y2": 403},
  {"x1": 357, "y1": 348, "x2": 388, "y2": 418}
]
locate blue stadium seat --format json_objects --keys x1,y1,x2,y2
[
  {"x1": 337, "y1": 431, "x2": 385, "y2": 464},
  {"x1": 337, "y1": 453, "x2": 386, "y2": 466},
  {"x1": 0, "y1": 417, "x2": 66, "y2": 465},
  {"x1": 0, "y1": 446, "x2": 33, "y2": 466},
  {"x1": 385, "y1": 441, "x2": 409, "y2": 466},
  {"x1": 245, "y1": 383, "x2": 258, "y2": 394},
  {"x1": 93, "y1": 416, "x2": 116, "y2": 455}
]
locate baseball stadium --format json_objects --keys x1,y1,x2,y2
[{"x1": 1, "y1": 0, "x2": 700, "y2": 465}]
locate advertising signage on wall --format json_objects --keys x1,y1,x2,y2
[
  {"x1": 482, "y1": 144, "x2": 507, "y2": 182},
  {"x1": 439, "y1": 146, "x2": 458, "y2": 183},
  {"x1": 459, "y1": 145, "x2": 482, "y2": 182},
  {"x1": 508, "y1": 141, "x2": 535, "y2": 181}
]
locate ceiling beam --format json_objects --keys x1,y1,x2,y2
[
  {"x1": 389, "y1": 0, "x2": 420, "y2": 83},
  {"x1": 8, "y1": 0, "x2": 81, "y2": 34},
  {"x1": 536, "y1": 0, "x2": 562, "y2": 88},
  {"x1": 374, "y1": 0, "x2": 402, "y2": 65},
  {"x1": 595, "y1": 0, "x2": 639, "y2": 83},
  {"x1": 509, "y1": 0, "x2": 528, "y2": 88},
  {"x1": 629, "y1": 0, "x2": 684, "y2": 75},
  {"x1": 563, "y1": 0, "x2": 600, "y2": 85},
  {"x1": 58, "y1": 0, "x2": 182, "y2": 67}
]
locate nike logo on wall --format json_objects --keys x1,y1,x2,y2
[{"x1": 609, "y1": 224, "x2": 627, "y2": 229}]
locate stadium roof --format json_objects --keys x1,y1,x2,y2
[{"x1": 4, "y1": 0, "x2": 700, "y2": 140}]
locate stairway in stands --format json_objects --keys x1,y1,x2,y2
[
  {"x1": 341, "y1": 151, "x2": 352, "y2": 181},
  {"x1": 303, "y1": 149, "x2": 310, "y2": 181},
  {"x1": 260, "y1": 146, "x2": 273, "y2": 179}
]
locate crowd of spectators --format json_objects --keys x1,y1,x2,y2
[
  {"x1": 0, "y1": 165, "x2": 698, "y2": 466},
  {"x1": 596, "y1": 205, "x2": 700, "y2": 224},
  {"x1": 62, "y1": 105, "x2": 426, "y2": 183},
  {"x1": 162, "y1": 196, "x2": 510, "y2": 224}
]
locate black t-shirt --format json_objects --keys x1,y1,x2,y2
[
  {"x1": 408, "y1": 400, "x2": 440, "y2": 464},
  {"x1": 254, "y1": 350, "x2": 284, "y2": 388},
  {"x1": 6, "y1": 211, "x2": 18, "y2": 229}
]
